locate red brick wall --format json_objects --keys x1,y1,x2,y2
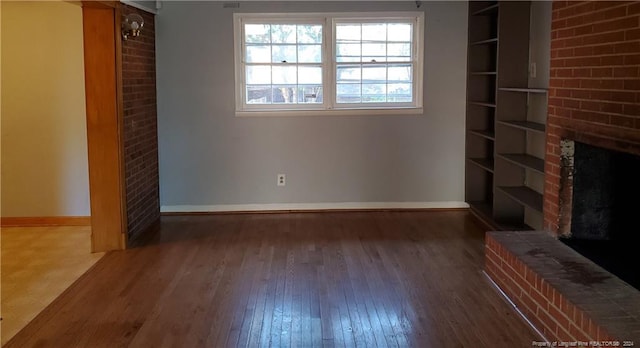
[
  {"x1": 121, "y1": 5, "x2": 160, "y2": 242},
  {"x1": 544, "y1": 1, "x2": 640, "y2": 233},
  {"x1": 485, "y1": 234, "x2": 615, "y2": 341}
]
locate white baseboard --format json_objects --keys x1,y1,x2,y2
[{"x1": 160, "y1": 201, "x2": 469, "y2": 213}]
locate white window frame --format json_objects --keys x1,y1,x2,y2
[{"x1": 233, "y1": 12, "x2": 424, "y2": 117}]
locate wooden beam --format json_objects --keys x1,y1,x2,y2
[{"x1": 82, "y1": 5, "x2": 127, "y2": 252}]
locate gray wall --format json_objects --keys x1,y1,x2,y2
[
  {"x1": 525, "y1": 1, "x2": 552, "y2": 229},
  {"x1": 156, "y1": 1, "x2": 468, "y2": 210}
]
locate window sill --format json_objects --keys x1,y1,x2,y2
[{"x1": 235, "y1": 107, "x2": 424, "y2": 117}]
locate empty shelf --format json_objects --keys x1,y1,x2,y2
[
  {"x1": 472, "y1": 3, "x2": 499, "y2": 16},
  {"x1": 471, "y1": 38, "x2": 498, "y2": 45},
  {"x1": 498, "y1": 120, "x2": 546, "y2": 134},
  {"x1": 469, "y1": 101, "x2": 497, "y2": 107},
  {"x1": 470, "y1": 71, "x2": 497, "y2": 75},
  {"x1": 497, "y1": 186, "x2": 543, "y2": 213},
  {"x1": 498, "y1": 154, "x2": 544, "y2": 173},
  {"x1": 499, "y1": 87, "x2": 548, "y2": 93},
  {"x1": 468, "y1": 129, "x2": 495, "y2": 140},
  {"x1": 468, "y1": 158, "x2": 495, "y2": 173}
]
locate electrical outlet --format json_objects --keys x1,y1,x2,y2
[
  {"x1": 530, "y1": 62, "x2": 537, "y2": 78},
  {"x1": 277, "y1": 174, "x2": 286, "y2": 186}
]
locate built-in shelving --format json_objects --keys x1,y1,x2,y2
[
  {"x1": 469, "y1": 101, "x2": 496, "y2": 107},
  {"x1": 466, "y1": 1, "x2": 500, "y2": 228},
  {"x1": 497, "y1": 186, "x2": 543, "y2": 213},
  {"x1": 498, "y1": 154, "x2": 544, "y2": 173},
  {"x1": 498, "y1": 120, "x2": 546, "y2": 133},
  {"x1": 466, "y1": 1, "x2": 548, "y2": 231},
  {"x1": 470, "y1": 71, "x2": 497, "y2": 75},
  {"x1": 499, "y1": 87, "x2": 547, "y2": 93},
  {"x1": 469, "y1": 201, "x2": 494, "y2": 225},
  {"x1": 468, "y1": 158, "x2": 495, "y2": 173},
  {"x1": 468, "y1": 129, "x2": 496, "y2": 140},
  {"x1": 472, "y1": 3, "x2": 499, "y2": 16},
  {"x1": 471, "y1": 38, "x2": 499, "y2": 45}
]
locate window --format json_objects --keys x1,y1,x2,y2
[{"x1": 234, "y1": 12, "x2": 424, "y2": 116}]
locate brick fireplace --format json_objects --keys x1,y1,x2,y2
[
  {"x1": 544, "y1": 0, "x2": 640, "y2": 234},
  {"x1": 486, "y1": 0, "x2": 640, "y2": 343}
]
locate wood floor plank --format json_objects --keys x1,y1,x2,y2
[{"x1": 5, "y1": 211, "x2": 540, "y2": 347}]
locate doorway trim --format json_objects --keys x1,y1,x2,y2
[{"x1": 82, "y1": 1, "x2": 127, "y2": 252}]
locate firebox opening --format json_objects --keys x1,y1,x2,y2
[{"x1": 560, "y1": 141, "x2": 640, "y2": 290}]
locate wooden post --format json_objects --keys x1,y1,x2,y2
[{"x1": 82, "y1": 1, "x2": 127, "y2": 251}]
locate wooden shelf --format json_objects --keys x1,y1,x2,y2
[
  {"x1": 471, "y1": 38, "x2": 498, "y2": 46},
  {"x1": 499, "y1": 87, "x2": 547, "y2": 93},
  {"x1": 472, "y1": 3, "x2": 499, "y2": 16},
  {"x1": 468, "y1": 129, "x2": 495, "y2": 140},
  {"x1": 466, "y1": 1, "x2": 546, "y2": 231},
  {"x1": 498, "y1": 120, "x2": 546, "y2": 134},
  {"x1": 498, "y1": 154, "x2": 544, "y2": 173},
  {"x1": 469, "y1": 101, "x2": 496, "y2": 108},
  {"x1": 470, "y1": 71, "x2": 497, "y2": 76},
  {"x1": 497, "y1": 186, "x2": 543, "y2": 213},
  {"x1": 468, "y1": 158, "x2": 495, "y2": 173}
]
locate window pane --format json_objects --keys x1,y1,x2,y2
[
  {"x1": 362, "y1": 84, "x2": 386, "y2": 95},
  {"x1": 272, "y1": 86, "x2": 297, "y2": 103},
  {"x1": 246, "y1": 66, "x2": 271, "y2": 84},
  {"x1": 246, "y1": 45, "x2": 271, "y2": 63},
  {"x1": 362, "y1": 43, "x2": 386, "y2": 57},
  {"x1": 298, "y1": 66, "x2": 322, "y2": 84},
  {"x1": 298, "y1": 45, "x2": 322, "y2": 63},
  {"x1": 298, "y1": 86, "x2": 323, "y2": 103},
  {"x1": 388, "y1": 83, "x2": 412, "y2": 102},
  {"x1": 336, "y1": 84, "x2": 361, "y2": 103},
  {"x1": 272, "y1": 45, "x2": 297, "y2": 63},
  {"x1": 336, "y1": 24, "x2": 360, "y2": 42},
  {"x1": 297, "y1": 25, "x2": 322, "y2": 44},
  {"x1": 362, "y1": 57, "x2": 387, "y2": 63},
  {"x1": 271, "y1": 25, "x2": 296, "y2": 43},
  {"x1": 362, "y1": 65, "x2": 386, "y2": 83},
  {"x1": 362, "y1": 24, "x2": 386, "y2": 41},
  {"x1": 387, "y1": 56, "x2": 411, "y2": 62},
  {"x1": 388, "y1": 64, "x2": 412, "y2": 82},
  {"x1": 388, "y1": 23, "x2": 412, "y2": 42},
  {"x1": 336, "y1": 65, "x2": 361, "y2": 83},
  {"x1": 272, "y1": 66, "x2": 297, "y2": 84},
  {"x1": 336, "y1": 43, "x2": 361, "y2": 58},
  {"x1": 362, "y1": 83, "x2": 387, "y2": 103},
  {"x1": 387, "y1": 43, "x2": 411, "y2": 57},
  {"x1": 337, "y1": 56, "x2": 362, "y2": 63},
  {"x1": 245, "y1": 24, "x2": 270, "y2": 43},
  {"x1": 247, "y1": 85, "x2": 272, "y2": 104}
]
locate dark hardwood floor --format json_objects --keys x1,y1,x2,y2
[{"x1": 6, "y1": 211, "x2": 539, "y2": 347}]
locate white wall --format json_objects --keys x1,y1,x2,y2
[
  {"x1": 1, "y1": 1, "x2": 90, "y2": 217},
  {"x1": 156, "y1": 1, "x2": 468, "y2": 211}
]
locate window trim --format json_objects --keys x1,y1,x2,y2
[{"x1": 233, "y1": 12, "x2": 424, "y2": 116}]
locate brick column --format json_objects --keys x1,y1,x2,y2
[{"x1": 121, "y1": 5, "x2": 160, "y2": 242}]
